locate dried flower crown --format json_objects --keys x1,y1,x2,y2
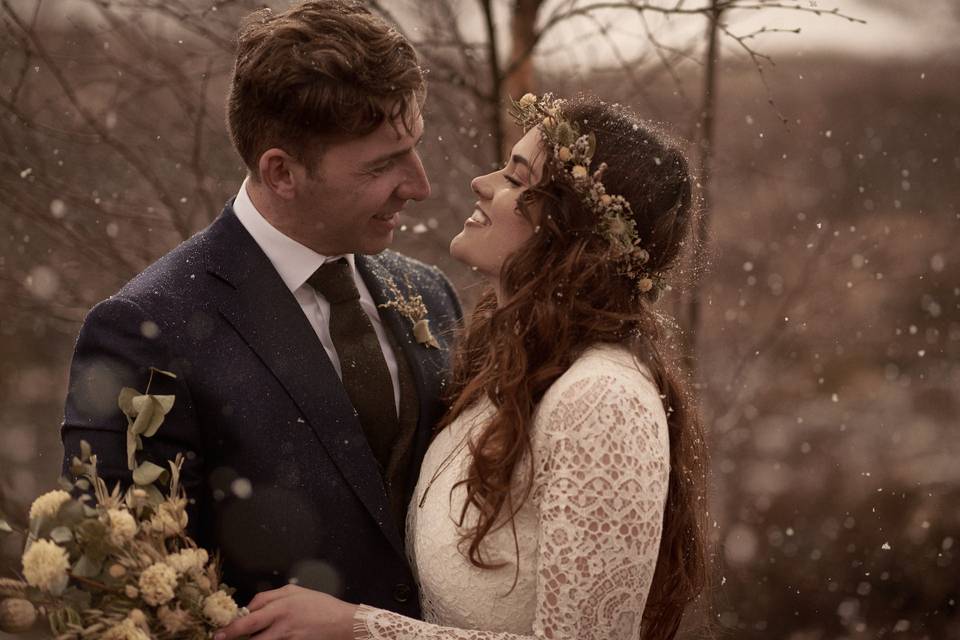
[{"x1": 509, "y1": 93, "x2": 664, "y2": 298}]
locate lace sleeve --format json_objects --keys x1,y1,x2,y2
[{"x1": 354, "y1": 370, "x2": 670, "y2": 640}]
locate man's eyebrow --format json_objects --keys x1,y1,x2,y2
[{"x1": 362, "y1": 132, "x2": 424, "y2": 168}]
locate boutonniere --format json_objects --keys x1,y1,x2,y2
[{"x1": 378, "y1": 276, "x2": 440, "y2": 349}]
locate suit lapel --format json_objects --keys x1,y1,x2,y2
[
  {"x1": 355, "y1": 254, "x2": 449, "y2": 482},
  {"x1": 201, "y1": 208, "x2": 403, "y2": 555}
]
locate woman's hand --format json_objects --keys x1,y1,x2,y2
[{"x1": 215, "y1": 584, "x2": 359, "y2": 640}]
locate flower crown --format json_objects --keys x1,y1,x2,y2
[{"x1": 509, "y1": 93, "x2": 664, "y2": 298}]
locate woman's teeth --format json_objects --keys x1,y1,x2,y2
[{"x1": 470, "y1": 209, "x2": 491, "y2": 225}]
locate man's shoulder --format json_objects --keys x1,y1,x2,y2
[
  {"x1": 369, "y1": 250, "x2": 453, "y2": 293},
  {"x1": 365, "y1": 249, "x2": 463, "y2": 321},
  {"x1": 372, "y1": 249, "x2": 439, "y2": 277},
  {"x1": 115, "y1": 227, "x2": 212, "y2": 303}
]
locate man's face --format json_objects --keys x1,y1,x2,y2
[{"x1": 291, "y1": 105, "x2": 430, "y2": 255}]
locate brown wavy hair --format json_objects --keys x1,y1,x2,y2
[
  {"x1": 441, "y1": 96, "x2": 709, "y2": 639},
  {"x1": 227, "y1": 0, "x2": 424, "y2": 175}
]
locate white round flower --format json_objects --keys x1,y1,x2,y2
[
  {"x1": 28, "y1": 490, "x2": 71, "y2": 522},
  {"x1": 106, "y1": 508, "x2": 138, "y2": 546},
  {"x1": 518, "y1": 93, "x2": 537, "y2": 108},
  {"x1": 166, "y1": 548, "x2": 208, "y2": 575},
  {"x1": 22, "y1": 540, "x2": 70, "y2": 594},
  {"x1": 138, "y1": 562, "x2": 178, "y2": 606},
  {"x1": 101, "y1": 618, "x2": 150, "y2": 640},
  {"x1": 202, "y1": 590, "x2": 239, "y2": 627},
  {"x1": 571, "y1": 165, "x2": 588, "y2": 179}
]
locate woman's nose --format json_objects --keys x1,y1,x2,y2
[{"x1": 470, "y1": 173, "x2": 493, "y2": 200}]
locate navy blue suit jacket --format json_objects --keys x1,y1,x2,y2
[{"x1": 61, "y1": 205, "x2": 462, "y2": 616}]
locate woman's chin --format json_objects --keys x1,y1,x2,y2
[{"x1": 449, "y1": 232, "x2": 469, "y2": 262}]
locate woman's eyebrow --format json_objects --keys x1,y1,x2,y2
[{"x1": 511, "y1": 154, "x2": 531, "y2": 169}]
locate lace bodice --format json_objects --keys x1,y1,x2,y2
[{"x1": 353, "y1": 344, "x2": 670, "y2": 639}]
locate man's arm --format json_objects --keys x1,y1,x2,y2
[{"x1": 62, "y1": 296, "x2": 206, "y2": 537}]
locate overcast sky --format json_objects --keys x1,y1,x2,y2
[{"x1": 407, "y1": 1, "x2": 959, "y2": 74}]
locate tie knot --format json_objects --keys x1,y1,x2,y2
[{"x1": 308, "y1": 258, "x2": 360, "y2": 304}]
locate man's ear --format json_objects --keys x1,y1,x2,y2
[{"x1": 258, "y1": 148, "x2": 301, "y2": 200}]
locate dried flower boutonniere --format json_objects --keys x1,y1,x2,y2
[{"x1": 378, "y1": 276, "x2": 440, "y2": 349}]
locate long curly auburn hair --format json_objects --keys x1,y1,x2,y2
[{"x1": 440, "y1": 95, "x2": 710, "y2": 640}]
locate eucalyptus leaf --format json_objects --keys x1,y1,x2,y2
[
  {"x1": 60, "y1": 586, "x2": 92, "y2": 611},
  {"x1": 48, "y1": 575, "x2": 68, "y2": 597},
  {"x1": 49, "y1": 526, "x2": 73, "y2": 544},
  {"x1": 55, "y1": 500, "x2": 86, "y2": 528},
  {"x1": 133, "y1": 461, "x2": 167, "y2": 486},
  {"x1": 143, "y1": 484, "x2": 165, "y2": 506},
  {"x1": 72, "y1": 553, "x2": 103, "y2": 579},
  {"x1": 80, "y1": 440, "x2": 92, "y2": 461},
  {"x1": 0, "y1": 518, "x2": 13, "y2": 534},
  {"x1": 29, "y1": 515, "x2": 48, "y2": 540},
  {"x1": 130, "y1": 394, "x2": 174, "y2": 437},
  {"x1": 143, "y1": 395, "x2": 175, "y2": 437},
  {"x1": 117, "y1": 387, "x2": 139, "y2": 417},
  {"x1": 126, "y1": 428, "x2": 138, "y2": 471},
  {"x1": 129, "y1": 395, "x2": 157, "y2": 436},
  {"x1": 150, "y1": 366, "x2": 178, "y2": 379},
  {"x1": 74, "y1": 478, "x2": 90, "y2": 492}
]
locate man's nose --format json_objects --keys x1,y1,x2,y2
[{"x1": 397, "y1": 152, "x2": 431, "y2": 202}]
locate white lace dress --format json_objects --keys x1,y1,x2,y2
[{"x1": 353, "y1": 344, "x2": 670, "y2": 639}]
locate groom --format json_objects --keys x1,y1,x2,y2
[{"x1": 60, "y1": 0, "x2": 461, "y2": 617}]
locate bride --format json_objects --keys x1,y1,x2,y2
[{"x1": 217, "y1": 93, "x2": 709, "y2": 640}]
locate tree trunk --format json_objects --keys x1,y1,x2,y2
[
  {"x1": 499, "y1": 0, "x2": 543, "y2": 157},
  {"x1": 685, "y1": 0, "x2": 723, "y2": 371},
  {"x1": 478, "y1": 0, "x2": 504, "y2": 166}
]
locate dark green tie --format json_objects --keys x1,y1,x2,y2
[{"x1": 308, "y1": 258, "x2": 398, "y2": 475}]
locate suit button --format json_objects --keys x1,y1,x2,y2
[{"x1": 393, "y1": 583, "x2": 411, "y2": 603}]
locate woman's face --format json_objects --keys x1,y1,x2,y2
[{"x1": 450, "y1": 128, "x2": 545, "y2": 278}]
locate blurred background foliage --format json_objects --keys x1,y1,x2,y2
[{"x1": 1, "y1": 1, "x2": 958, "y2": 638}]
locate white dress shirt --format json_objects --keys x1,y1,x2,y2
[{"x1": 232, "y1": 178, "x2": 400, "y2": 417}]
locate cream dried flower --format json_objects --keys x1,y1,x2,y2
[
  {"x1": 518, "y1": 93, "x2": 537, "y2": 108},
  {"x1": 124, "y1": 585, "x2": 139, "y2": 599},
  {"x1": 101, "y1": 618, "x2": 150, "y2": 640},
  {"x1": 138, "y1": 562, "x2": 178, "y2": 606},
  {"x1": 149, "y1": 501, "x2": 187, "y2": 537},
  {"x1": 571, "y1": 165, "x2": 588, "y2": 179},
  {"x1": 28, "y1": 490, "x2": 71, "y2": 522},
  {"x1": 21, "y1": 540, "x2": 70, "y2": 594},
  {"x1": 106, "y1": 508, "x2": 138, "y2": 546},
  {"x1": 195, "y1": 574, "x2": 212, "y2": 591},
  {"x1": 203, "y1": 590, "x2": 239, "y2": 627},
  {"x1": 157, "y1": 605, "x2": 193, "y2": 634},
  {"x1": 557, "y1": 146, "x2": 572, "y2": 162},
  {"x1": 127, "y1": 609, "x2": 148, "y2": 630},
  {"x1": 166, "y1": 548, "x2": 208, "y2": 575}
]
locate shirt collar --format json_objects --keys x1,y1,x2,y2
[{"x1": 232, "y1": 177, "x2": 355, "y2": 293}]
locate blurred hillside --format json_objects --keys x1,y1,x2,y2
[{"x1": 1, "y1": 8, "x2": 958, "y2": 638}]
